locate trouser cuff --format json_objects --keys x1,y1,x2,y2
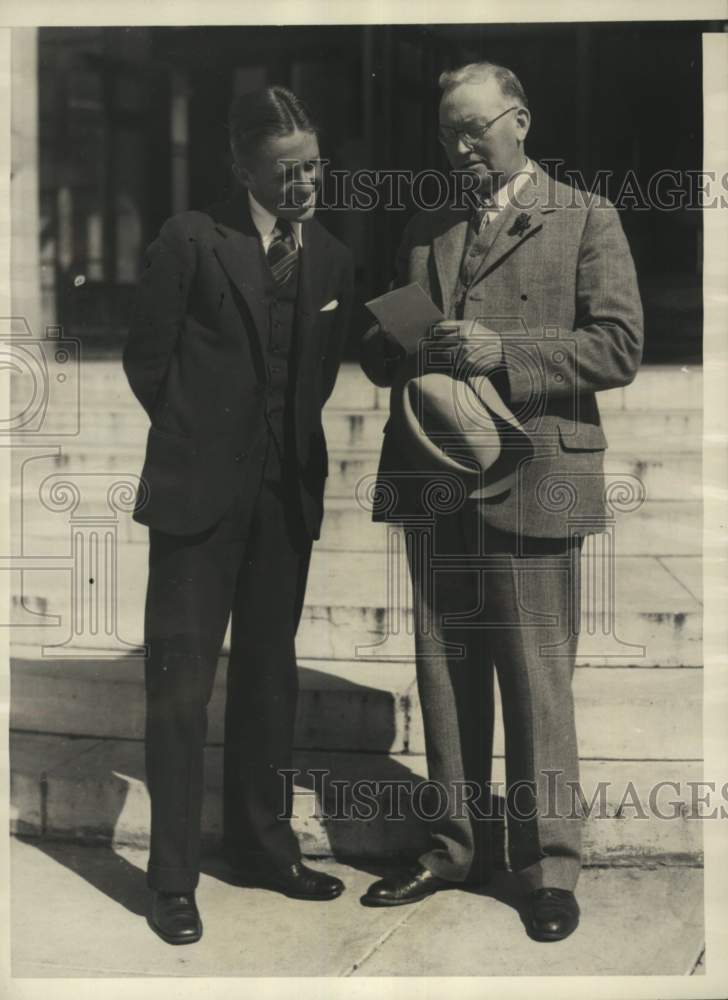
[
  {"x1": 417, "y1": 849, "x2": 489, "y2": 884},
  {"x1": 514, "y1": 856, "x2": 580, "y2": 892}
]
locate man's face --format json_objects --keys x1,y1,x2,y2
[
  {"x1": 236, "y1": 129, "x2": 321, "y2": 221},
  {"x1": 438, "y1": 79, "x2": 530, "y2": 196}
]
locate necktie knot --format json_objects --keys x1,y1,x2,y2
[
  {"x1": 267, "y1": 219, "x2": 299, "y2": 287},
  {"x1": 273, "y1": 218, "x2": 294, "y2": 243}
]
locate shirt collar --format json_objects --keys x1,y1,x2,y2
[
  {"x1": 247, "y1": 190, "x2": 303, "y2": 247},
  {"x1": 481, "y1": 157, "x2": 536, "y2": 213}
]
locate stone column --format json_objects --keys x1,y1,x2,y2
[{"x1": 10, "y1": 27, "x2": 41, "y2": 339}]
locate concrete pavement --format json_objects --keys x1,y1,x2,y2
[{"x1": 10, "y1": 836, "x2": 704, "y2": 978}]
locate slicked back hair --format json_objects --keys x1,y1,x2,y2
[
  {"x1": 228, "y1": 85, "x2": 318, "y2": 165},
  {"x1": 438, "y1": 61, "x2": 529, "y2": 110}
]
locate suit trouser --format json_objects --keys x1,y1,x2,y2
[
  {"x1": 405, "y1": 503, "x2": 583, "y2": 892},
  {"x1": 142, "y1": 428, "x2": 312, "y2": 893}
]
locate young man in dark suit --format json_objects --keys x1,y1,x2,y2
[
  {"x1": 360, "y1": 61, "x2": 643, "y2": 940},
  {"x1": 123, "y1": 86, "x2": 354, "y2": 945}
]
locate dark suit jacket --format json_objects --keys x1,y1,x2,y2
[
  {"x1": 360, "y1": 162, "x2": 644, "y2": 537},
  {"x1": 123, "y1": 188, "x2": 354, "y2": 538}
]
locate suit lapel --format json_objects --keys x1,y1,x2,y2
[
  {"x1": 474, "y1": 196, "x2": 522, "y2": 262},
  {"x1": 468, "y1": 163, "x2": 556, "y2": 285},
  {"x1": 295, "y1": 217, "x2": 331, "y2": 365},
  {"x1": 210, "y1": 189, "x2": 268, "y2": 353}
]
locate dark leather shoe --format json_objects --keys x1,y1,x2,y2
[
  {"x1": 148, "y1": 891, "x2": 202, "y2": 945},
  {"x1": 525, "y1": 888, "x2": 580, "y2": 941},
  {"x1": 233, "y1": 861, "x2": 344, "y2": 900},
  {"x1": 362, "y1": 864, "x2": 453, "y2": 907}
]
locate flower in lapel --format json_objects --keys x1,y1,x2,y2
[{"x1": 509, "y1": 212, "x2": 532, "y2": 238}]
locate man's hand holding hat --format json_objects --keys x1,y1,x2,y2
[{"x1": 382, "y1": 315, "x2": 532, "y2": 499}]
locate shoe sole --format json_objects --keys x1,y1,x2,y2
[
  {"x1": 232, "y1": 877, "x2": 344, "y2": 901},
  {"x1": 147, "y1": 916, "x2": 203, "y2": 945},
  {"x1": 528, "y1": 924, "x2": 579, "y2": 943},
  {"x1": 279, "y1": 890, "x2": 343, "y2": 901},
  {"x1": 360, "y1": 891, "x2": 440, "y2": 907}
]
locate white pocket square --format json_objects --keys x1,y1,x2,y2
[{"x1": 320, "y1": 299, "x2": 339, "y2": 312}]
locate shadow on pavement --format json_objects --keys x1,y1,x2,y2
[{"x1": 12, "y1": 834, "x2": 149, "y2": 917}]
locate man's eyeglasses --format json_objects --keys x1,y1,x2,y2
[{"x1": 437, "y1": 106, "x2": 520, "y2": 149}]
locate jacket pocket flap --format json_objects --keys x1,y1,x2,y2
[{"x1": 557, "y1": 419, "x2": 607, "y2": 451}]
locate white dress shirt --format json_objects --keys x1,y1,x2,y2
[{"x1": 247, "y1": 190, "x2": 303, "y2": 252}]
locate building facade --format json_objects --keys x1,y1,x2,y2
[{"x1": 13, "y1": 21, "x2": 716, "y2": 361}]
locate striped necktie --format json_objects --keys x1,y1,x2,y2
[
  {"x1": 459, "y1": 198, "x2": 494, "y2": 286},
  {"x1": 266, "y1": 219, "x2": 299, "y2": 288}
]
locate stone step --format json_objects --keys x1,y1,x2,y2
[
  {"x1": 9, "y1": 446, "x2": 703, "y2": 503},
  {"x1": 12, "y1": 498, "x2": 702, "y2": 558},
  {"x1": 10, "y1": 731, "x2": 703, "y2": 863},
  {"x1": 297, "y1": 551, "x2": 702, "y2": 666},
  {"x1": 13, "y1": 360, "x2": 703, "y2": 414},
  {"x1": 9, "y1": 654, "x2": 702, "y2": 760},
  {"x1": 324, "y1": 408, "x2": 702, "y2": 452},
  {"x1": 325, "y1": 451, "x2": 702, "y2": 503},
  {"x1": 316, "y1": 499, "x2": 702, "y2": 554},
  {"x1": 10, "y1": 360, "x2": 384, "y2": 423},
  {"x1": 11, "y1": 554, "x2": 702, "y2": 666},
  {"x1": 16, "y1": 405, "x2": 702, "y2": 453}
]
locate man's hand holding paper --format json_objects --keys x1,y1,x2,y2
[{"x1": 361, "y1": 283, "x2": 503, "y2": 388}]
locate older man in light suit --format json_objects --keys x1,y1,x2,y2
[{"x1": 360, "y1": 61, "x2": 643, "y2": 941}]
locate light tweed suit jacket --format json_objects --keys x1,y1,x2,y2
[{"x1": 361, "y1": 161, "x2": 644, "y2": 538}]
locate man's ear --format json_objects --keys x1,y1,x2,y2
[{"x1": 515, "y1": 107, "x2": 531, "y2": 141}]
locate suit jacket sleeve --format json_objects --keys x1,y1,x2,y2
[
  {"x1": 500, "y1": 197, "x2": 644, "y2": 406},
  {"x1": 359, "y1": 219, "x2": 413, "y2": 388},
  {"x1": 122, "y1": 215, "x2": 196, "y2": 418}
]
